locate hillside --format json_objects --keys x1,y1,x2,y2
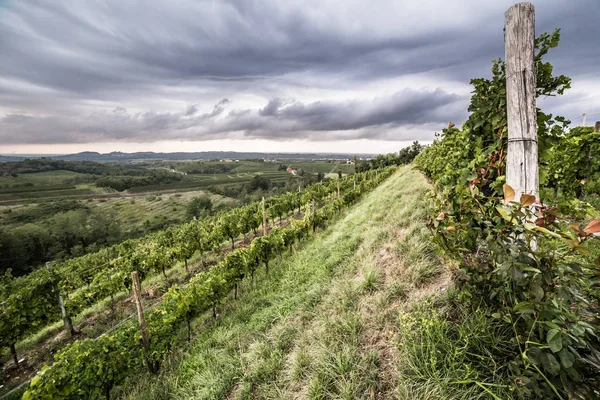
[{"x1": 119, "y1": 166, "x2": 457, "y2": 399}]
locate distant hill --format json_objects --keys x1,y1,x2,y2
[
  {"x1": 1, "y1": 151, "x2": 374, "y2": 163},
  {"x1": 0, "y1": 155, "x2": 28, "y2": 162}
]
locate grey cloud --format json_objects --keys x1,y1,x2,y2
[
  {"x1": 0, "y1": 89, "x2": 466, "y2": 144},
  {"x1": 2, "y1": 0, "x2": 597, "y2": 95},
  {"x1": 0, "y1": 0, "x2": 598, "y2": 147},
  {"x1": 184, "y1": 105, "x2": 198, "y2": 116}
]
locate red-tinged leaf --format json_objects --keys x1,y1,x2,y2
[
  {"x1": 503, "y1": 184, "x2": 515, "y2": 202},
  {"x1": 479, "y1": 168, "x2": 486, "y2": 175},
  {"x1": 584, "y1": 220, "x2": 600, "y2": 234},
  {"x1": 520, "y1": 194, "x2": 536, "y2": 207},
  {"x1": 436, "y1": 211, "x2": 446, "y2": 221},
  {"x1": 569, "y1": 224, "x2": 580, "y2": 233},
  {"x1": 536, "y1": 219, "x2": 545, "y2": 227}
]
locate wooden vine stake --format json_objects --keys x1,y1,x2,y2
[
  {"x1": 595, "y1": 121, "x2": 600, "y2": 132},
  {"x1": 312, "y1": 199, "x2": 316, "y2": 233},
  {"x1": 505, "y1": 2, "x2": 538, "y2": 203},
  {"x1": 262, "y1": 196, "x2": 267, "y2": 236},
  {"x1": 47, "y1": 261, "x2": 76, "y2": 337},
  {"x1": 131, "y1": 271, "x2": 154, "y2": 373},
  {"x1": 337, "y1": 178, "x2": 340, "y2": 199}
]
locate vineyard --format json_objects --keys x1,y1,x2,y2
[
  {"x1": 413, "y1": 24, "x2": 600, "y2": 399},
  {"x1": 2, "y1": 3, "x2": 600, "y2": 400},
  {"x1": 0, "y1": 166, "x2": 395, "y2": 399}
]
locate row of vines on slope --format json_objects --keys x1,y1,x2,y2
[
  {"x1": 0, "y1": 170, "x2": 376, "y2": 365},
  {"x1": 414, "y1": 30, "x2": 600, "y2": 399},
  {"x1": 21, "y1": 166, "x2": 396, "y2": 399}
]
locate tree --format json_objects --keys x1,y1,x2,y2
[
  {"x1": 248, "y1": 175, "x2": 272, "y2": 192},
  {"x1": 186, "y1": 196, "x2": 213, "y2": 220}
]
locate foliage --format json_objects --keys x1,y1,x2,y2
[
  {"x1": 548, "y1": 126, "x2": 600, "y2": 198},
  {"x1": 415, "y1": 30, "x2": 600, "y2": 398},
  {"x1": 356, "y1": 141, "x2": 423, "y2": 172},
  {"x1": 248, "y1": 175, "x2": 272, "y2": 192},
  {"x1": 0, "y1": 208, "x2": 122, "y2": 276},
  {"x1": 185, "y1": 195, "x2": 213, "y2": 220}
]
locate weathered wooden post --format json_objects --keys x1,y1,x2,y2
[
  {"x1": 505, "y1": 2, "x2": 538, "y2": 202},
  {"x1": 46, "y1": 262, "x2": 76, "y2": 337},
  {"x1": 262, "y1": 197, "x2": 267, "y2": 236},
  {"x1": 312, "y1": 199, "x2": 316, "y2": 233},
  {"x1": 595, "y1": 121, "x2": 600, "y2": 132},
  {"x1": 132, "y1": 271, "x2": 153, "y2": 372},
  {"x1": 337, "y1": 179, "x2": 340, "y2": 199}
]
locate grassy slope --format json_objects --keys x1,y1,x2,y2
[{"x1": 122, "y1": 166, "x2": 470, "y2": 400}]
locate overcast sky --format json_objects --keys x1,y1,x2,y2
[{"x1": 0, "y1": 0, "x2": 598, "y2": 155}]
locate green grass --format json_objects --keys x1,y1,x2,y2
[{"x1": 120, "y1": 166, "x2": 456, "y2": 399}]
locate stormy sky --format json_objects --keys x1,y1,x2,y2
[{"x1": 0, "y1": 0, "x2": 599, "y2": 154}]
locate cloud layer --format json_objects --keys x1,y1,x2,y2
[{"x1": 0, "y1": 0, "x2": 598, "y2": 151}]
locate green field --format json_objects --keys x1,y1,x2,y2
[{"x1": 0, "y1": 161, "x2": 350, "y2": 203}]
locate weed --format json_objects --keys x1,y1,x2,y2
[{"x1": 360, "y1": 268, "x2": 380, "y2": 293}]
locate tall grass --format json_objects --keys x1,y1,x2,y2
[{"x1": 396, "y1": 299, "x2": 517, "y2": 399}]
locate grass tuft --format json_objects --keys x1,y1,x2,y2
[{"x1": 360, "y1": 268, "x2": 381, "y2": 293}]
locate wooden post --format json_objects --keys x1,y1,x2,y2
[
  {"x1": 46, "y1": 262, "x2": 76, "y2": 337},
  {"x1": 337, "y1": 179, "x2": 340, "y2": 199},
  {"x1": 262, "y1": 197, "x2": 267, "y2": 236},
  {"x1": 594, "y1": 121, "x2": 600, "y2": 132},
  {"x1": 505, "y1": 2, "x2": 538, "y2": 202},
  {"x1": 312, "y1": 199, "x2": 316, "y2": 233},
  {"x1": 132, "y1": 271, "x2": 153, "y2": 372}
]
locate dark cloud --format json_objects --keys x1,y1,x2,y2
[
  {"x1": 0, "y1": 89, "x2": 467, "y2": 144},
  {"x1": 0, "y1": 0, "x2": 598, "y2": 148}
]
